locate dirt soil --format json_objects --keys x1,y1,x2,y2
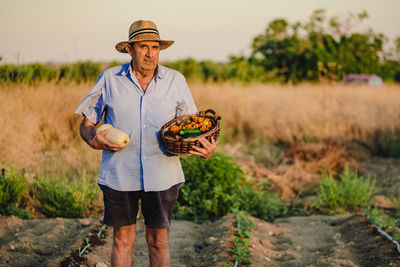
[
  {"x1": 0, "y1": 216, "x2": 99, "y2": 267},
  {"x1": 1, "y1": 213, "x2": 399, "y2": 267},
  {"x1": 249, "y1": 214, "x2": 400, "y2": 267},
  {"x1": 1, "y1": 157, "x2": 400, "y2": 266}
]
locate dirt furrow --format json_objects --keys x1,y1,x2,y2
[{"x1": 249, "y1": 215, "x2": 400, "y2": 267}]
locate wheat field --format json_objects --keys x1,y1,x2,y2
[
  {"x1": 194, "y1": 82, "x2": 400, "y2": 145},
  {"x1": 1, "y1": 81, "x2": 400, "y2": 175}
]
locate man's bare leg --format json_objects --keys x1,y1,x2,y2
[
  {"x1": 111, "y1": 224, "x2": 136, "y2": 267},
  {"x1": 145, "y1": 227, "x2": 170, "y2": 267}
]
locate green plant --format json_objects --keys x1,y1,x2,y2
[
  {"x1": 175, "y1": 152, "x2": 287, "y2": 222},
  {"x1": 313, "y1": 166, "x2": 375, "y2": 211},
  {"x1": 0, "y1": 165, "x2": 31, "y2": 218},
  {"x1": 364, "y1": 207, "x2": 400, "y2": 243},
  {"x1": 236, "y1": 183, "x2": 287, "y2": 221},
  {"x1": 33, "y1": 173, "x2": 99, "y2": 217},
  {"x1": 392, "y1": 197, "x2": 400, "y2": 216},
  {"x1": 228, "y1": 210, "x2": 254, "y2": 265}
]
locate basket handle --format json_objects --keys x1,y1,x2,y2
[{"x1": 199, "y1": 109, "x2": 221, "y2": 121}]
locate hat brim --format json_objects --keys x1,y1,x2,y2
[{"x1": 115, "y1": 40, "x2": 174, "y2": 53}]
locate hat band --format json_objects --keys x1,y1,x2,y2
[{"x1": 129, "y1": 28, "x2": 160, "y2": 40}]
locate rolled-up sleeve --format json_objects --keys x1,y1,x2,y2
[{"x1": 74, "y1": 72, "x2": 106, "y2": 124}]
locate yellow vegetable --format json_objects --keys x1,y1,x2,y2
[{"x1": 96, "y1": 124, "x2": 130, "y2": 148}]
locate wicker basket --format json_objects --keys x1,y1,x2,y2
[{"x1": 160, "y1": 109, "x2": 221, "y2": 156}]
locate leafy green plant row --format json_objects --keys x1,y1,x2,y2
[
  {"x1": 0, "y1": 164, "x2": 99, "y2": 218},
  {"x1": 224, "y1": 210, "x2": 254, "y2": 267},
  {"x1": 61, "y1": 224, "x2": 108, "y2": 267},
  {"x1": 364, "y1": 207, "x2": 400, "y2": 245}
]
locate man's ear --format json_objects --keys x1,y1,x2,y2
[{"x1": 126, "y1": 44, "x2": 132, "y2": 55}]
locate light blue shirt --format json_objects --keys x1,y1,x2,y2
[{"x1": 74, "y1": 63, "x2": 197, "y2": 192}]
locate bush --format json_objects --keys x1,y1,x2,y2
[
  {"x1": 175, "y1": 152, "x2": 287, "y2": 222},
  {"x1": 313, "y1": 166, "x2": 375, "y2": 210},
  {"x1": 33, "y1": 173, "x2": 99, "y2": 218},
  {"x1": 0, "y1": 165, "x2": 31, "y2": 219}
]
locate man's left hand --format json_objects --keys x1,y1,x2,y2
[{"x1": 189, "y1": 136, "x2": 216, "y2": 159}]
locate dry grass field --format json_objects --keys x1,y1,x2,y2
[
  {"x1": 1, "y1": 81, "x2": 400, "y2": 176},
  {"x1": 193, "y1": 82, "x2": 400, "y2": 144}
]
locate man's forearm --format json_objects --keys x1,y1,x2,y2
[{"x1": 79, "y1": 117, "x2": 96, "y2": 148}]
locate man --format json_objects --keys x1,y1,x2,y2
[{"x1": 74, "y1": 20, "x2": 216, "y2": 267}]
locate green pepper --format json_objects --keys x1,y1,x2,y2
[{"x1": 179, "y1": 128, "x2": 201, "y2": 135}]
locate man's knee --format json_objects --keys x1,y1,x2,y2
[
  {"x1": 146, "y1": 228, "x2": 169, "y2": 249},
  {"x1": 113, "y1": 225, "x2": 136, "y2": 249}
]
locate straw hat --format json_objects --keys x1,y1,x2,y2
[{"x1": 115, "y1": 20, "x2": 174, "y2": 53}]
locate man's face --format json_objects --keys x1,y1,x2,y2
[{"x1": 128, "y1": 41, "x2": 160, "y2": 72}]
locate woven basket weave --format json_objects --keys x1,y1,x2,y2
[{"x1": 160, "y1": 109, "x2": 221, "y2": 156}]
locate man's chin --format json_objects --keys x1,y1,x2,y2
[{"x1": 141, "y1": 64, "x2": 157, "y2": 72}]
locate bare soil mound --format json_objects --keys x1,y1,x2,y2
[{"x1": 0, "y1": 216, "x2": 99, "y2": 267}]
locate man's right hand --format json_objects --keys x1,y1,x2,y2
[
  {"x1": 79, "y1": 117, "x2": 122, "y2": 151},
  {"x1": 89, "y1": 129, "x2": 123, "y2": 151}
]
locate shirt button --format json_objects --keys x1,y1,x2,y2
[
  {"x1": 143, "y1": 141, "x2": 146, "y2": 144},
  {"x1": 143, "y1": 125, "x2": 146, "y2": 128},
  {"x1": 143, "y1": 157, "x2": 146, "y2": 160}
]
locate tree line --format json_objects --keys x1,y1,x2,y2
[{"x1": 1, "y1": 9, "x2": 399, "y2": 85}]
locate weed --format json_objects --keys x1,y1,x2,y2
[
  {"x1": 312, "y1": 166, "x2": 375, "y2": 211},
  {"x1": 0, "y1": 165, "x2": 31, "y2": 218},
  {"x1": 236, "y1": 183, "x2": 287, "y2": 222},
  {"x1": 33, "y1": 173, "x2": 99, "y2": 218}
]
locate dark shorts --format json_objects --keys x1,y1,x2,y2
[{"x1": 100, "y1": 184, "x2": 179, "y2": 228}]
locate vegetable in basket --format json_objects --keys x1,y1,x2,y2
[{"x1": 168, "y1": 115, "x2": 213, "y2": 138}]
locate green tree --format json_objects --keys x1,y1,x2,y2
[{"x1": 249, "y1": 9, "x2": 396, "y2": 83}]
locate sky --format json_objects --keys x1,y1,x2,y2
[{"x1": 1, "y1": 0, "x2": 399, "y2": 64}]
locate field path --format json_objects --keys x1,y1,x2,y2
[{"x1": 249, "y1": 215, "x2": 400, "y2": 267}]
